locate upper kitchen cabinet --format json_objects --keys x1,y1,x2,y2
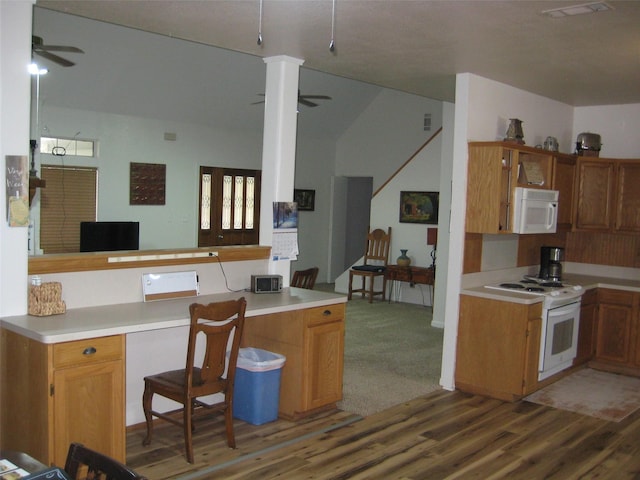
[
  {"x1": 551, "y1": 153, "x2": 576, "y2": 231},
  {"x1": 574, "y1": 158, "x2": 616, "y2": 231},
  {"x1": 574, "y1": 158, "x2": 640, "y2": 234},
  {"x1": 466, "y1": 142, "x2": 552, "y2": 234},
  {"x1": 615, "y1": 161, "x2": 640, "y2": 234}
]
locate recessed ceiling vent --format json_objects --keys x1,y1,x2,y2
[{"x1": 542, "y1": 2, "x2": 612, "y2": 18}]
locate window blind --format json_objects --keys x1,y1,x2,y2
[{"x1": 40, "y1": 165, "x2": 97, "y2": 254}]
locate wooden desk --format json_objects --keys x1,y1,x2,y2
[{"x1": 384, "y1": 265, "x2": 435, "y2": 305}]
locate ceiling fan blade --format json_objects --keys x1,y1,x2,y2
[
  {"x1": 36, "y1": 45, "x2": 84, "y2": 53},
  {"x1": 35, "y1": 50, "x2": 76, "y2": 67},
  {"x1": 298, "y1": 98, "x2": 318, "y2": 107},
  {"x1": 251, "y1": 100, "x2": 265, "y2": 105},
  {"x1": 300, "y1": 95, "x2": 332, "y2": 100}
]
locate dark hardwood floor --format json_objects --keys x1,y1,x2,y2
[{"x1": 126, "y1": 388, "x2": 640, "y2": 479}]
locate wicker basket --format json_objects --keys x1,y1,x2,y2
[{"x1": 28, "y1": 282, "x2": 66, "y2": 316}]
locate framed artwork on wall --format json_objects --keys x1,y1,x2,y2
[
  {"x1": 130, "y1": 162, "x2": 166, "y2": 205},
  {"x1": 399, "y1": 191, "x2": 439, "y2": 224},
  {"x1": 294, "y1": 189, "x2": 315, "y2": 211}
]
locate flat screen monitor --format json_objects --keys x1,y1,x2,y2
[{"x1": 80, "y1": 221, "x2": 140, "y2": 252}]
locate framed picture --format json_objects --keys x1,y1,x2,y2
[
  {"x1": 130, "y1": 162, "x2": 166, "y2": 205},
  {"x1": 294, "y1": 189, "x2": 315, "y2": 211},
  {"x1": 399, "y1": 191, "x2": 439, "y2": 224}
]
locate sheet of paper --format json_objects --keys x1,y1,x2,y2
[{"x1": 272, "y1": 229, "x2": 299, "y2": 261}]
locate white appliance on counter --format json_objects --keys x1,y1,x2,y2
[
  {"x1": 512, "y1": 187, "x2": 559, "y2": 234},
  {"x1": 485, "y1": 276, "x2": 584, "y2": 380}
]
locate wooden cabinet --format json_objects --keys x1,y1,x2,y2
[
  {"x1": 615, "y1": 161, "x2": 640, "y2": 233},
  {"x1": 0, "y1": 330, "x2": 125, "y2": 467},
  {"x1": 303, "y1": 307, "x2": 344, "y2": 411},
  {"x1": 574, "y1": 158, "x2": 616, "y2": 231},
  {"x1": 551, "y1": 153, "x2": 576, "y2": 231},
  {"x1": 466, "y1": 142, "x2": 553, "y2": 234},
  {"x1": 456, "y1": 295, "x2": 542, "y2": 401},
  {"x1": 594, "y1": 289, "x2": 639, "y2": 373},
  {"x1": 240, "y1": 303, "x2": 345, "y2": 419},
  {"x1": 574, "y1": 158, "x2": 640, "y2": 233},
  {"x1": 574, "y1": 288, "x2": 598, "y2": 366}
]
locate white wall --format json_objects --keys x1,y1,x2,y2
[
  {"x1": 0, "y1": 1, "x2": 33, "y2": 317},
  {"x1": 335, "y1": 89, "x2": 444, "y2": 189},
  {"x1": 441, "y1": 73, "x2": 576, "y2": 390},
  {"x1": 467, "y1": 76, "x2": 575, "y2": 152},
  {"x1": 37, "y1": 259, "x2": 267, "y2": 309},
  {"x1": 33, "y1": 106, "x2": 264, "y2": 251},
  {"x1": 573, "y1": 104, "x2": 640, "y2": 158},
  {"x1": 332, "y1": 89, "x2": 444, "y2": 301},
  {"x1": 466, "y1": 75, "x2": 575, "y2": 272},
  {"x1": 292, "y1": 134, "x2": 336, "y2": 282}
]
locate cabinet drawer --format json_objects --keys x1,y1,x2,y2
[
  {"x1": 304, "y1": 304, "x2": 345, "y2": 327},
  {"x1": 53, "y1": 335, "x2": 124, "y2": 369},
  {"x1": 598, "y1": 289, "x2": 635, "y2": 307}
]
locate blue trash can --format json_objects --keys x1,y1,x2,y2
[{"x1": 232, "y1": 347, "x2": 286, "y2": 425}]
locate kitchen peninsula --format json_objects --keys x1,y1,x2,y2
[
  {"x1": 1, "y1": 284, "x2": 346, "y2": 468},
  {"x1": 458, "y1": 270, "x2": 640, "y2": 401}
]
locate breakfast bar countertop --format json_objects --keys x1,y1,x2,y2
[{"x1": 0, "y1": 287, "x2": 347, "y2": 344}]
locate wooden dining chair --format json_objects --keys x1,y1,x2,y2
[
  {"x1": 64, "y1": 442, "x2": 147, "y2": 480},
  {"x1": 142, "y1": 298, "x2": 247, "y2": 463},
  {"x1": 348, "y1": 227, "x2": 392, "y2": 303},
  {"x1": 291, "y1": 267, "x2": 319, "y2": 289}
]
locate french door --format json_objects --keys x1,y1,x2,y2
[{"x1": 198, "y1": 166, "x2": 261, "y2": 247}]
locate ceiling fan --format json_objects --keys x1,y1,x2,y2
[
  {"x1": 252, "y1": 90, "x2": 332, "y2": 108},
  {"x1": 32, "y1": 35, "x2": 84, "y2": 67}
]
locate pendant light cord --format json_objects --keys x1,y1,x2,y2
[
  {"x1": 257, "y1": 0, "x2": 263, "y2": 45},
  {"x1": 329, "y1": 0, "x2": 336, "y2": 52}
]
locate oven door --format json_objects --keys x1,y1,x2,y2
[{"x1": 539, "y1": 300, "x2": 581, "y2": 380}]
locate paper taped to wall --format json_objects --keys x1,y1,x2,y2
[{"x1": 142, "y1": 271, "x2": 199, "y2": 302}]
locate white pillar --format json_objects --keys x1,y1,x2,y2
[{"x1": 259, "y1": 55, "x2": 304, "y2": 281}]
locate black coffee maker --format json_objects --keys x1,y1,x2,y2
[{"x1": 539, "y1": 246, "x2": 564, "y2": 281}]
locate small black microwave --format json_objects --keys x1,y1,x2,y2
[{"x1": 251, "y1": 274, "x2": 283, "y2": 294}]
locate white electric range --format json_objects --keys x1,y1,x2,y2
[{"x1": 485, "y1": 276, "x2": 585, "y2": 380}]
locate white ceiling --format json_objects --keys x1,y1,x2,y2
[{"x1": 35, "y1": 0, "x2": 640, "y2": 107}]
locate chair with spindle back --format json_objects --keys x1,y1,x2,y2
[
  {"x1": 141, "y1": 298, "x2": 246, "y2": 463},
  {"x1": 291, "y1": 267, "x2": 319, "y2": 289},
  {"x1": 348, "y1": 227, "x2": 392, "y2": 303}
]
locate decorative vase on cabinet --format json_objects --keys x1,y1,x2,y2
[{"x1": 397, "y1": 249, "x2": 411, "y2": 267}]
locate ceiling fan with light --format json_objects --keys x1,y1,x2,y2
[
  {"x1": 252, "y1": 90, "x2": 332, "y2": 108},
  {"x1": 32, "y1": 35, "x2": 84, "y2": 67}
]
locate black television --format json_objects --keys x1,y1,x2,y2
[{"x1": 80, "y1": 221, "x2": 140, "y2": 252}]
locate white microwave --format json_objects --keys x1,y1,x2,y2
[{"x1": 512, "y1": 187, "x2": 559, "y2": 234}]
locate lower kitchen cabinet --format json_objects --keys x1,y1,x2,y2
[
  {"x1": 593, "y1": 289, "x2": 639, "y2": 373},
  {"x1": 0, "y1": 330, "x2": 125, "y2": 467},
  {"x1": 240, "y1": 303, "x2": 345, "y2": 419},
  {"x1": 575, "y1": 288, "x2": 598, "y2": 366},
  {"x1": 456, "y1": 295, "x2": 542, "y2": 401}
]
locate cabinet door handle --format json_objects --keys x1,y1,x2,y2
[
  {"x1": 323, "y1": 310, "x2": 331, "y2": 316},
  {"x1": 82, "y1": 346, "x2": 97, "y2": 356}
]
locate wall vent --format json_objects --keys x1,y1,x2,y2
[
  {"x1": 164, "y1": 132, "x2": 177, "y2": 141},
  {"x1": 423, "y1": 114, "x2": 432, "y2": 132}
]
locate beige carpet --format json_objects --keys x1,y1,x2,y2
[
  {"x1": 525, "y1": 368, "x2": 640, "y2": 422},
  {"x1": 326, "y1": 287, "x2": 443, "y2": 417}
]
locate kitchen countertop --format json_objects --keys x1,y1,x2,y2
[
  {"x1": 462, "y1": 273, "x2": 640, "y2": 304},
  {"x1": 0, "y1": 287, "x2": 347, "y2": 344}
]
